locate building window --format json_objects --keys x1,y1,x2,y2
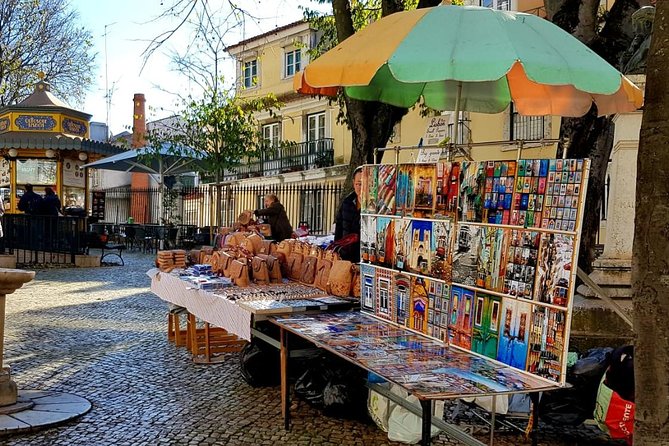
[
  {"x1": 300, "y1": 188, "x2": 324, "y2": 232},
  {"x1": 509, "y1": 104, "x2": 551, "y2": 141},
  {"x1": 262, "y1": 122, "x2": 281, "y2": 148},
  {"x1": 479, "y1": 0, "x2": 511, "y2": 10},
  {"x1": 243, "y1": 59, "x2": 258, "y2": 89},
  {"x1": 284, "y1": 49, "x2": 301, "y2": 78},
  {"x1": 306, "y1": 112, "x2": 326, "y2": 142}
]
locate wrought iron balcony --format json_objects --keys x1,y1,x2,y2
[{"x1": 224, "y1": 138, "x2": 335, "y2": 181}]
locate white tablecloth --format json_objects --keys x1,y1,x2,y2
[{"x1": 148, "y1": 268, "x2": 252, "y2": 340}]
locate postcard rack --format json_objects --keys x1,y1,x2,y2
[{"x1": 359, "y1": 157, "x2": 589, "y2": 385}]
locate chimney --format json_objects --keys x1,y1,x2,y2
[{"x1": 131, "y1": 93, "x2": 146, "y2": 148}]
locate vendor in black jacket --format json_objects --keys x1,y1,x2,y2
[
  {"x1": 254, "y1": 194, "x2": 293, "y2": 242},
  {"x1": 334, "y1": 167, "x2": 362, "y2": 262}
]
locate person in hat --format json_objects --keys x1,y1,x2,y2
[
  {"x1": 254, "y1": 194, "x2": 293, "y2": 242},
  {"x1": 18, "y1": 184, "x2": 43, "y2": 216}
]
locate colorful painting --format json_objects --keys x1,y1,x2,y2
[
  {"x1": 533, "y1": 233, "x2": 575, "y2": 307},
  {"x1": 448, "y1": 286, "x2": 474, "y2": 349},
  {"x1": 410, "y1": 276, "x2": 430, "y2": 334},
  {"x1": 393, "y1": 218, "x2": 412, "y2": 271},
  {"x1": 413, "y1": 164, "x2": 436, "y2": 218},
  {"x1": 482, "y1": 160, "x2": 516, "y2": 225},
  {"x1": 394, "y1": 272, "x2": 412, "y2": 327},
  {"x1": 475, "y1": 226, "x2": 506, "y2": 292},
  {"x1": 361, "y1": 165, "x2": 379, "y2": 213},
  {"x1": 409, "y1": 220, "x2": 433, "y2": 275},
  {"x1": 395, "y1": 164, "x2": 415, "y2": 217},
  {"x1": 435, "y1": 161, "x2": 460, "y2": 218},
  {"x1": 458, "y1": 161, "x2": 485, "y2": 222},
  {"x1": 452, "y1": 224, "x2": 482, "y2": 287},
  {"x1": 360, "y1": 215, "x2": 377, "y2": 264},
  {"x1": 375, "y1": 268, "x2": 394, "y2": 321},
  {"x1": 503, "y1": 230, "x2": 541, "y2": 300},
  {"x1": 429, "y1": 218, "x2": 454, "y2": 282},
  {"x1": 375, "y1": 164, "x2": 397, "y2": 214},
  {"x1": 471, "y1": 292, "x2": 502, "y2": 359},
  {"x1": 527, "y1": 306, "x2": 567, "y2": 382},
  {"x1": 375, "y1": 217, "x2": 395, "y2": 268},
  {"x1": 360, "y1": 264, "x2": 376, "y2": 313},
  {"x1": 496, "y1": 300, "x2": 531, "y2": 370},
  {"x1": 541, "y1": 159, "x2": 584, "y2": 231}
]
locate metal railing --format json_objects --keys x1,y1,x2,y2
[
  {"x1": 510, "y1": 110, "x2": 549, "y2": 141},
  {"x1": 0, "y1": 214, "x2": 87, "y2": 265},
  {"x1": 222, "y1": 138, "x2": 335, "y2": 181}
]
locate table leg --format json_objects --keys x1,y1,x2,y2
[
  {"x1": 280, "y1": 328, "x2": 290, "y2": 431},
  {"x1": 530, "y1": 392, "x2": 540, "y2": 446},
  {"x1": 489, "y1": 395, "x2": 496, "y2": 446},
  {"x1": 420, "y1": 399, "x2": 432, "y2": 446}
]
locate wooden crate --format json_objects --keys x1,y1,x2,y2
[
  {"x1": 167, "y1": 311, "x2": 189, "y2": 347},
  {"x1": 186, "y1": 314, "x2": 247, "y2": 364}
]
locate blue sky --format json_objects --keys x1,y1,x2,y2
[{"x1": 72, "y1": 0, "x2": 329, "y2": 136}]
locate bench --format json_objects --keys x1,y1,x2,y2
[
  {"x1": 269, "y1": 311, "x2": 560, "y2": 446},
  {"x1": 84, "y1": 231, "x2": 126, "y2": 266}
]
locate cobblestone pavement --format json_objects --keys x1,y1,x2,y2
[{"x1": 0, "y1": 252, "x2": 625, "y2": 446}]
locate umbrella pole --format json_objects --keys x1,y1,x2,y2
[
  {"x1": 452, "y1": 81, "x2": 462, "y2": 160},
  {"x1": 158, "y1": 158, "x2": 164, "y2": 226}
]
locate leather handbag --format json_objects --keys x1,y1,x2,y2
[
  {"x1": 300, "y1": 255, "x2": 318, "y2": 284},
  {"x1": 287, "y1": 252, "x2": 304, "y2": 281},
  {"x1": 210, "y1": 251, "x2": 222, "y2": 274},
  {"x1": 189, "y1": 249, "x2": 201, "y2": 264},
  {"x1": 240, "y1": 237, "x2": 256, "y2": 255},
  {"x1": 350, "y1": 264, "x2": 361, "y2": 298},
  {"x1": 277, "y1": 240, "x2": 292, "y2": 257},
  {"x1": 323, "y1": 249, "x2": 341, "y2": 263},
  {"x1": 327, "y1": 260, "x2": 353, "y2": 297},
  {"x1": 219, "y1": 251, "x2": 235, "y2": 277},
  {"x1": 257, "y1": 223, "x2": 272, "y2": 237},
  {"x1": 225, "y1": 232, "x2": 247, "y2": 248},
  {"x1": 251, "y1": 256, "x2": 270, "y2": 285},
  {"x1": 259, "y1": 240, "x2": 273, "y2": 255},
  {"x1": 257, "y1": 254, "x2": 282, "y2": 283},
  {"x1": 314, "y1": 258, "x2": 333, "y2": 291},
  {"x1": 248, "y1": 232, "x2": 264, "y2": 252},
  {"x1": 308, "y1": 245, "x2": 323, "y2": 259},
  {"x1": 229, "y1": 258, "x2": 250, "y2": 287}
]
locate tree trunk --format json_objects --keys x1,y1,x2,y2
[{"x1": 633, "y1": 3, "x2": 669, "y2": 444}]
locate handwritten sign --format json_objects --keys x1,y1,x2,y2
[{"x1": 423, "y1": 116, "x2": 449, "y2": 146}]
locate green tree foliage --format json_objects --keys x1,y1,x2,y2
[{"x1": 0, "y1": 0, "x2": 95, "y2": 106}]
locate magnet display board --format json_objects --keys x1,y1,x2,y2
[{"x1": 360, "y1": 159, "x2": 589, "y2": 385}]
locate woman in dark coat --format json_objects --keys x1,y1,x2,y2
[
  {"x1": 334, "y1": 168, "x2": 362, "y2": 262},
  {"x1": 254, "y1": 194, "x2": 293, "y2": 242}
]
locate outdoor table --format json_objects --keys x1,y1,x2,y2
[{"x1": 270, "y1": 311, "x2": 562, "y2": 446}]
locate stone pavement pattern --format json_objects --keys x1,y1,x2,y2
[{"x1": 0, "y1": 252, "x2": 624, "y2": 446}]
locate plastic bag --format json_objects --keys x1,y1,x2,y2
[
  {"x1": 239, "y1": 340, "x2": 280, "y2": 387},
  {"x1": 594, "y1": 377, "x2": 634, "y2": 445}
]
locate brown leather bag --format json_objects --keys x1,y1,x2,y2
[
  {"x1": 229, "y1": 259, "x2": 250, "y2": 287},
  {"x1": 219, "y1": 251, "x2": 235, "y2": 277},
  {"x1": 323, "y1": 249, "x2": 341, "y2": 263},
  {"x1": 190, "y1": 249, "x2": 201, "y2": 264},
  {"x1": 225, "y1": 232, "x2": 246, "y2": 248},
  {"x1": 210, "y1": 251, "x2": 222, "y2": 274},
  {"x1": 251, "y1": 256, "x2": 270, "y2": 285},
  {"x1": 247, "y1": 233, "x2": 264, "y2": 253},
  {"x1": 259, "y1": 240, "x2": 273, "y2": 255},
  {"x1": 257, "y1": 223, "x2": 272, "y2": 237},
  {"x1": 257, "y1": 254, "x2": 282, "y2": 283},
  {"x1": 300, "y1": 256, "x2": 318, "y2": 284},
  {"x1": 287, "y1": 252, "x2": 304, "y2": 281},
  {"x1": 308, "y1": 245, "x2": 323, "y2": 259},
  {"x1": 239, "y1": 237, "x2": 256, "y2": 255},
  {"x1": 327, "y1": 260, "x2": 353, "y2": 297},
  {"x1": 277, "y1": 240, "x2": 292, "y2": 257},
  {"x1": 350, "y1": 264, "x2": 361, "y2": 298},
  {"x1": 314, "y1": 258, "x2": 333, "y2": 291}
]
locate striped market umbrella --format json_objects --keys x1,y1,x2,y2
[{"x1": 294, "y1": 4, "x2": 643, "y2": 118}]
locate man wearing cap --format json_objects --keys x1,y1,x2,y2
[
  {"x1": 254, "y1": 194, "x2": 293, "y2": 242},
  {"x1": 18, "y1": 184, "x2": 43, "y2": 216}
]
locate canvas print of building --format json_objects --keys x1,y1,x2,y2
[
  {"x1": 541, "y1": 159, "x2": 584, "y2": 231},
  {"x1": 448, "y1": 285, "x2": 474, "y2": 349},
  {"x1": 393, "y1": 218, "x2": 413, "y2": 271},
  {"x1": 510, "y1": 159, "x2": 548, "y2": 228},
  {"x1": 429, "y1": 219, "x2": 454, "y2": 282},
  {"x1": 533, "y1": 233, "x2": 575, "y2": 307},
  {"x1": 471, "y1": 292, "x2": 502, "y2": 360},
  {"x1": 527, "y1": 306, "x2": 567, "y2": 382},
  {"x1": 360, "y1": 215, "x2": 377, "y2": 264},
  {"x1": 394, "y1": 272, "x2": 412, "y2": 327},
  {"x1": 413, "y1": 164, "x2": 436, "y2": 218},
  {"x1": 435, "y1": 161, "x2": 460, "y2": 218},
  {"x1": 360, "y1": 264, "x2": 376, "y2": 313},
  {"x1": 428, "y1": 280, "x2": 450, "y2": 342},
  {"x1": 376, "y1": 164, "x2": 397, "y2": 215},
  {"x1": 395, "y1": 164, "x2": 415, "y2": 217},
  {"x1": 503, "y1": 230, "x2": 541, "y2": 300},
  {"x1": 496, "y1": 299, "x2": 531, "y2": 370},
  {"x1": 375, "y1": 268, "x2": 394, "y2": 321},
  {"x1": 458, "y1": 161, "x2": 485, "y2": 222},
  {"x1": 475, "y1": 226, "x2": 506, "y2": 292},
  {"x1": 375, "y1": 217, "x2": 396, "y2": 269},
  {"x1": 452, "y1": 224, "x2": 482, "y2": 287},
  {"x1": 410, "y1": 276, "x2": 430, "y2": 334},
  {"x1": 362, "y1": 165, "x2": 379, "y2": 213},
  {"x1": 409, "y1": 220, "x2": 433, "y2": 275}
]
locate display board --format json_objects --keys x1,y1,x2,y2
[{"x1": 360, "y1": 159, "x2": 589, "y2": 385}]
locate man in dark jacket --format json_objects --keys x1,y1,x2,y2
[
  {"x1": 41, "y1": 187, "x2": 61, "y2": 216},
  {"x1": 334, "y1": 168, "x2": 362, "y2": 262},
  {"x1": 254, "y1": 194, "x2": 293, "y2": 242},
  {"x1": 17, "y1": 184, "x2": 43, "y2": 215}
]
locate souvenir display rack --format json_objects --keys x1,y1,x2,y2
[{"x1": 360, "y1": 158, "x2": 589, "y2": 385}]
